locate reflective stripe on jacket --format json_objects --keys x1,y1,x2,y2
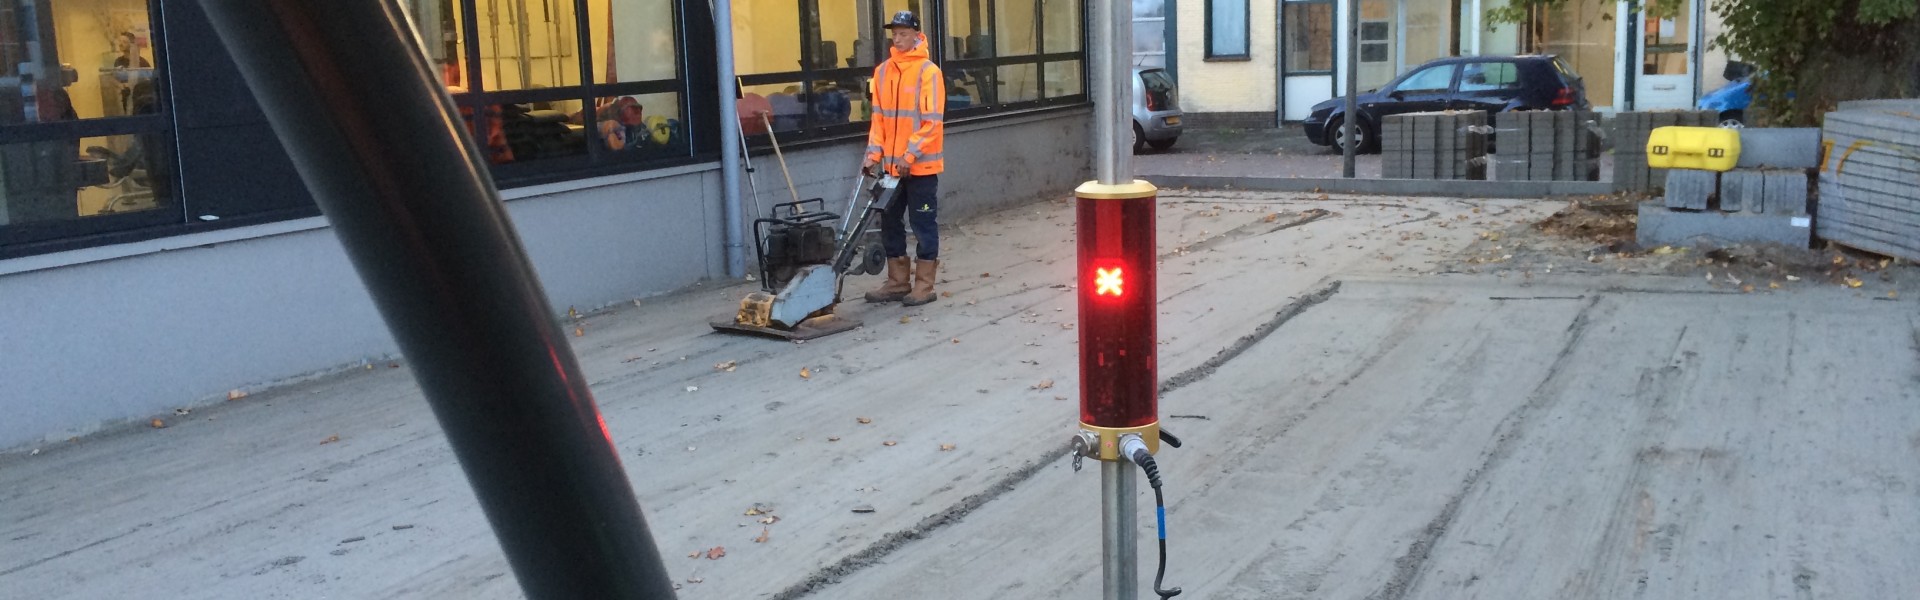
[{"x1": 866, "y1": 34, "x2": 945, "y2": 176}]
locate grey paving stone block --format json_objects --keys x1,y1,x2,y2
[
  {"x1": 1764, "y1": 170, "x2": 1811, "y2": 216},
  {"x1": 1720, "y1": 169, "x2": 1763, "y2": 212},
  {"x1": 1664, "y1": 169, "x2": 1717, "y2": 210},
  {"x1": 1637, "y1": 202, "x2": 1813, "y2": 249}
]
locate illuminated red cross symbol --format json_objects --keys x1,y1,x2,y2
[{"x1": 1095, "y1": 267, "x2": 1124, "y2": 297}]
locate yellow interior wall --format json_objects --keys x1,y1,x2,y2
[
  {"x1": 52, "y1": 0, "x2": 152, "y2": 121},
  {"x1": 734, "y1": 2, "x2": 803, "y2": 75}
]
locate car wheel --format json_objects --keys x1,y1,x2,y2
[
  {"x1": 1147, "y1": 137, "x2": 1177, "y2": 151},
  {"x1": 1718, "y1": 110, "x2": 1745, "y2": 128},
  {"x1": 1330, "y1": 116, "x2": 1378, "y2": 154},
  {"x1": 1132, "y1": 123, "x2": 1147, "y2": 154}
]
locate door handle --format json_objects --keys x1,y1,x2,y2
[{"x1": 1653, "y1": 84, "x2": 1677, "y2": 91}]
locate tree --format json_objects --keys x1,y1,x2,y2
[{"x1": 1492, "y1": 0, "x2": 1918, "y2": 124}]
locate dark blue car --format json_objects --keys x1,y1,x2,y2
[{"x1": 1303, "y1": 55, "x2": 1591, "y2": 153}]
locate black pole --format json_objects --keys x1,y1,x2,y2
[
  {"x1": 198, "y1": 2, "x2": 678, "y2": 598},
  {"x1": 1343, "y1": 0, "x2": 1359, "y2": 178}
]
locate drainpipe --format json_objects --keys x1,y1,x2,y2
[{"x1": 714, "y1": 0, "x2": 746, "y2": 279}]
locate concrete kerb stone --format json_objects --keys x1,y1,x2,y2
[{"x1": 1637, "y1": 201, "x2": 1813, "y2": 249}]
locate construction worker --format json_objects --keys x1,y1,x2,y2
[{"x1": 862, "y1": 10, "x2": 945, "y2": 306}]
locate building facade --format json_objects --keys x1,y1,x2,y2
[
  {"x1": 0, "y1": 0, "x2": 1096, "y2": 450},
  {"x1": 1175, "y1": 0, "x2": 1733, "y2": 126}
]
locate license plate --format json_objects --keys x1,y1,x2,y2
[{"x1": 1163, "y1": 116, "x2": 1181, "y2": 126}]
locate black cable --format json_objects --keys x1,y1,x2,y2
[{"x1": 1132, "y1": 452, "x2": 1181, "y2": 599}]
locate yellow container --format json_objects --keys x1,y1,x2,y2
[{"x1": 1647, "y1": 126, "x2": 1741, "y2": 171}]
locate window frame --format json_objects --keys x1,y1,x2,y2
[
  {"x1": 444, "y1": 0, "x2": 701, "y2": 187},
  {"x1": 0, "y1": 0, "x2": 183, "y2": 253},
  {"x1": 1204, "y1": 0, "x2": 1251, "y2": 61},
  {"x1": 1280, "y1": 0, "x2": 1335, "y2": 75}
]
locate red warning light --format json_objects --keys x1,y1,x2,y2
[
  {"x1": 1076, "y1": 194, "x2": 1157, "y2": 429},
  {"x1": 1095, "y1": 266, "x2": 1125, "y2": 297}
]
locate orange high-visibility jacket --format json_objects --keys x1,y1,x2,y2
[{"x1": 866, "y1": 34, "x2": 945, "y2": 177}]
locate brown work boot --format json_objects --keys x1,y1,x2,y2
[
  {"x1": 902, "y1": 259, "x2": 940, "y2": 306},
  {"x1": 864, "y1": 257, "x2": 913, "y2": 303}
]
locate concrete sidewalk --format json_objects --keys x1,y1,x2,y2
[{"x1": 6, "y1": 188, "x2": 1918, "y2": 599}]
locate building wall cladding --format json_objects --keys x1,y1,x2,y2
[
  {"x1": 0, "y1": 110, "x2": 1092, "y2": 451},
  {"x1": 1177, "y1": 0, "x2": 1277, "y2": 114}
]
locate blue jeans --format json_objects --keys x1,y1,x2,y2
[{"x1": 880, "y1": 174, "x2": 938, "y2": 260}]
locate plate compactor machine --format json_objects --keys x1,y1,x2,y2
[{"x1": 710, "y1": 173, "x2": 895, "y2": 340}]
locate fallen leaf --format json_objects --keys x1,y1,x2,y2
[
  {"x1": 714, "y1": 360, "x2": 738, "y2": 372},
  {"x1": 939, "y1": 444, "x2": 957, "y2": 451},
  {"x1": 828, "y1": 436, "x2": 842, "y2": 442},
  {"x1": 883, "y1": 441, "x2": 898, "y2": 446},
  {"x1": 900, "y1": 316, "x2": 912, "y2": 324},
  {"x1": 744, "y1": 505, "x2": 765, "y2": 516},
  {"x1": 706, "y1": 546, "x2": 726, "y2": 560},
  {"x1": 567, "y1": 307, "x2": 578, "y2": 319},
  {"x1": 941, "y1": 292, "x2": 953, "y2": 298},
  {"x1": 150, "y1": 419, "x2": 166, "y2": 429},
  {"x1": 1741, "y1": 284, "x2": 1755, "y2": 293},
  {"x1": 1769, "y1": 281, "x2": 1782, "y2": 289},
  {"x1": 799, "y1": 368, "x2": 812, "y2": 379},
  {"x1": 1653, "y1": 246, "x2": 1675, "y2": 255},
  {"x1": 857, "y1": 417, "x2": 872, "y2": 424},
  {"x1": 573, "y1": 327, "x2": 584, "y2": 337},
  {"x1": 759, "y1": 515, "x2": 780, "y2": 524},
  {"x1": 980, "y1": 272, "x2": 991, "y2": 278},
  {"x1": 1032, "y1": 379, "x2": 1055, "y2": 390},
  {"x1": 228, "y1": 389, "x2": 248, "y2": 401},
  {"x1": 1845, "y1": 277, "x2": 1864, "y2": 288},
  {"x1": 688, "y1": 551, "x2": 700, "y2": 559},
  {"x1": 320, "y1": 435, "x2": 340, "y2": 445},
  {"x1": 952, "y1": 338, "x2": 961, "y2": 344},
  {"x1": 1833, "y1": 255, "x2": 1848, "y2": 266},
  {"x1": 753, "y1": 528, "x2": 770, "y2": 543}
]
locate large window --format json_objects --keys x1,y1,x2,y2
[
  {"x1": 1206, "y1": 0, "x2": 1249, "y2": 59},
  {"x1": 733, "y1": 1, "x2": 880, "y2": 137},
  {"x1": 945, "y1": 0, "x2": 1085, "y2": 116},
  {"x1": 0, "y1": 0, "x2": 173, "y2": 248},
  {"x1": 1283, "y1": 1, "x2": 1333, "y2": 73},
  {"x1": 402, "y1": 0, "x2": 689, "y2": 181}
]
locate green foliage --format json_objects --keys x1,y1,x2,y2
[{"x1": 1491, "y1": 0, "x2": 1918, "y2": 124}]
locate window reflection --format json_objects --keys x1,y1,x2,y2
[
  {"x1": 2, "y1": 133, "x2": 172, "y2": 225},
  {"x1": 0, "y1": 0, "x2": 160, "y2": 124}
]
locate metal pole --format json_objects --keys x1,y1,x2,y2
[
  {"x1": 715, "y1": 0, "x2": 747, "y2": 278},
  {"x1": 1103, "y1": 459, "x2": 1139, "y2": 600},
  {"x1": 1342, "y1": 0, "x2": 1360, "y2": 178},
  {"x1": 1094, "y1": 0, "x2": 1133, "y2": 185},
  {"x1": 199, "y1": 2, "x2": 678, "y2": 598}
]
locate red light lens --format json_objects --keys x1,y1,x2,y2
[
  {"x1": 1076, "y1": 195, "x2": 1157, "y2": 429},
  {"x1": 1094, "y1": 266, "x2": 1125, "y2": 297}
]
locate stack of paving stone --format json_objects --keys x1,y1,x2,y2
[
  {"x1": 1817, "y1": 102, "x2": 1920, "y2": 261},
  {"x1": 1638, "y1": 127, "x2": 1820, "y2": 248},
  {"x1": 1493, "y1": 111, "x2": 1601, "y2": 181},
  {"x1": 1612, "y1": 110, "x2": 1717, "y2": 192},
  {"x1": 1381, "y1": 111, "x2": 1488, "y2": 180}
]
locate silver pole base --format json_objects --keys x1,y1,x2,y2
[{"x1": 1102, "y1": 459, "x2": 1138, "y2": 600}]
